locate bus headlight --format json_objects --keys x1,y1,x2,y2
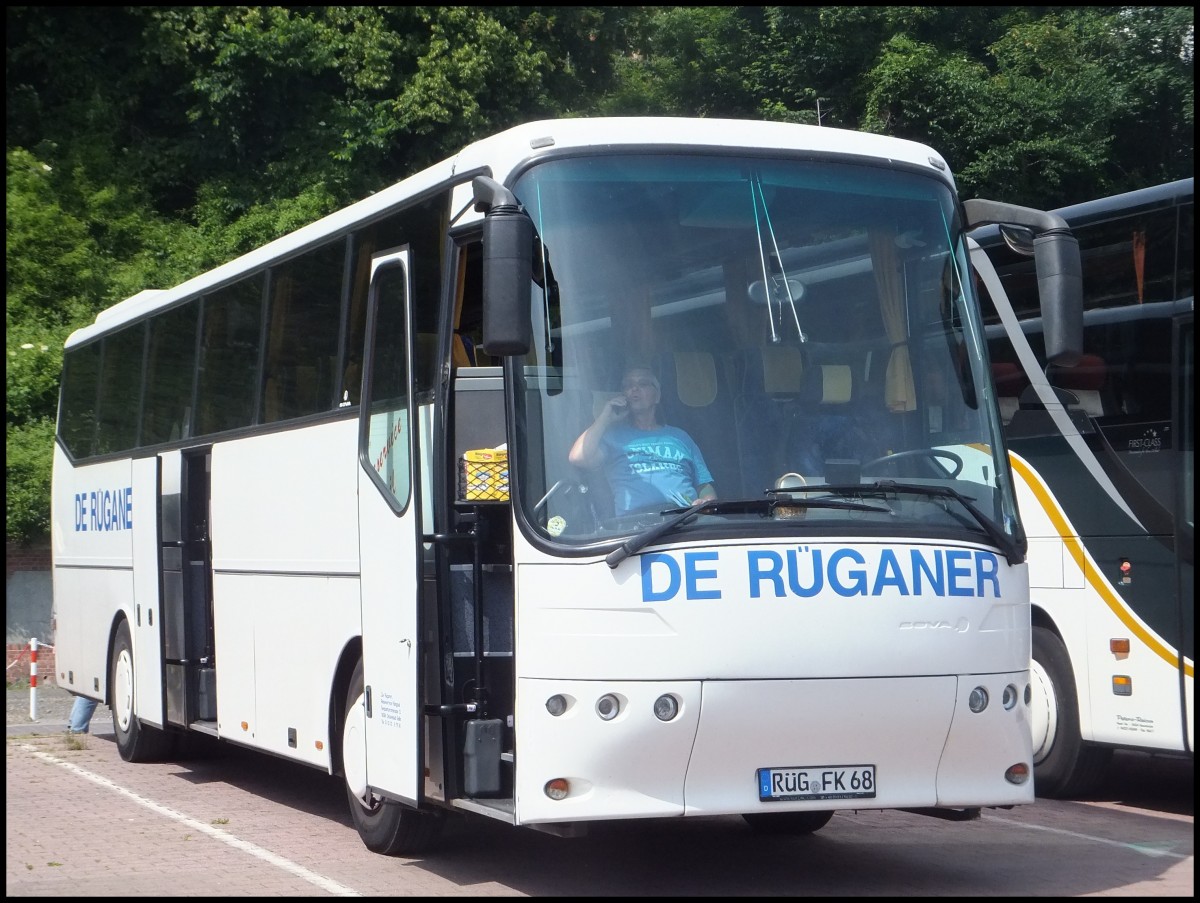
[
  {"x1": 968, "y1": 686, "x2": 989, "y2": 713},
  {"x1": 596, "y1": 693, "x2": 620, "y2": 721},
  {"x1": 1002, "y1": 684, "x2": 1019, "y2": 710},
  {"x1": 546, "y1": 694, "x2": 568, "y2": 716},
  {"x1": 653, "y1": 694, "x2": 679, "y2": 722}
]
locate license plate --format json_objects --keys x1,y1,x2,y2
[{"x1": 757, "y1": 765, "x2": 877, "y2": 801}]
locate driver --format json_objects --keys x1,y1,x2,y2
[{"x1": 569, "y1": 365, "x2": 716, "y2": 517}]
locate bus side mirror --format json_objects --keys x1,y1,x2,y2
[
  {"x1": 473, "y1": 176, "x2": 532, "y2": 357},
  {"x1": 1033, "y1": 231, "x2": 1082, "y2": 366},
  {"x1": 965, "y1": 198, "x2": 1083, "y2": 366}
]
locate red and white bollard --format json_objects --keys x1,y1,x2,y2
[{"x1": 29, "y1": 637, "x2": 39, "y2": 720}]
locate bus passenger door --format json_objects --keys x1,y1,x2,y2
[{"x1": 356, "y1": 247, "x2": 422, "y2": 804}]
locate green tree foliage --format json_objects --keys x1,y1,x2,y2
[
  {"x1": 7, "y1": 419, "x2": 55, "y2": 541},
  {"x1": 5, "y1": 5, "x2": 1193, "y2": 543},
  {"x1": 597, "y1": 7, "x2": 760, "y2": 116}
]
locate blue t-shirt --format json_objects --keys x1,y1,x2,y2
[{"x1": 599, "y1": 423, "x2": 714, "y2": 516}]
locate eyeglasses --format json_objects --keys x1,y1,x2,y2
[{"x1": 622, "y1": 378, "x2": 657, "y2": 390}]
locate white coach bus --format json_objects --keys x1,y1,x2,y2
[{"x1": 51, "y1": 117, "x2": 1082, "y2": 854}]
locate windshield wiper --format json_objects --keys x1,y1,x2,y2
[
  {"x1": 851, "y1": 480, "x2": 1023, "y2": 565},
  {"x1": 605, "y1": 495, "x2": 888, "y2": 569}
]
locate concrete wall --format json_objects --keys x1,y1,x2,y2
[
  {"x1": 6, "y1": 541, "x2": 52, "y2": 645},
  {"x1": 6, "y1": 542, "x2": 55, "y2": 683}
]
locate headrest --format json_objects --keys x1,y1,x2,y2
[
  {"x1": 760, "y1": 345, "x2": 805, "y2": 395},
  {"x1": 820, "y1": 364, "x2": 853, "y2": 404},
  {"x1": 1054, "y1": 353, "x2": 1106, "y2": 391},
  {"x1": 672, "y1": 351, "x2": 718, "y2": 407},
  {"x1": 991, "y1": 362, "x2": 1028, "y2": 396}
]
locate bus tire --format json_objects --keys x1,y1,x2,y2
[
  {"x1": 1030, "y1": 625, "x2": 1111, "y2": 797},
  {"x1": 742, "y1": 810, "x2": 834, "y2": 835},
  {"x1": 342, "y1": 658, "x2": 443, "y2": 855},
  {"x1": 110, "y1": 619, "x2": 174, "y2": 763}
]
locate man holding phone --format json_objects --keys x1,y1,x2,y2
[{"x1": 569, "y1": 365, "x2": 716, "y2": 517}]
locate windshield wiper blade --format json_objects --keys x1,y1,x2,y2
[
  {"x1": 858, "y1": 480, "x2": 1023, "y2": 565},
  {"x1": 604, "y1": 495, "x2": 889, "y2": 569},
  {"x1": 606, "y1": 500, "x2": 730, "y2": 568}
]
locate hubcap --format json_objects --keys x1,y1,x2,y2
[
  {"x1": 343, "y1": 691, "x2": 370, "y2": 805},
  {"x1": 114, "y1": 648, "x2": 135, "y2": 731},
  {"x1": 1028, "y1": 657, "x2": 1058, "y2": 764}
]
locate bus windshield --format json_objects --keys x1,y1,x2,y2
[{"x1": 509, "y1": 153, "x2": 1019, "y2": 552}]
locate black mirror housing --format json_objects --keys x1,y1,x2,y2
[{"x1": 473, "y1": 176, "x2": 532, "y2": 357}]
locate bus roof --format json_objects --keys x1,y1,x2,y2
[{"x1": 69, "y1": 117, "x2": 949, "y2": 347}]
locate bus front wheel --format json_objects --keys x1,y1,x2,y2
[
  {"x1": 342, "y1": 658, "x2": 443, "y2": 855},
  {"x1": 110, "y1": 619, "x2": 174, "y2": 762},
  {"x1": 1030, "y1": 626, "x2": 1111, "y2": 797}
]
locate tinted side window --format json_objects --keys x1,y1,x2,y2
[
  {"x1": 263, "y1": 240, "x2": 346, "y2": 423},
  {"x1": 196, "y1": 276, "x2": 264, "y2": 435},
  {"x1": 363, "y1": 261, "x2": 412, "y2": 508},
  {"x1": 94, "y1": 325, "x2": 146, "y2": 454},
  {"x1": 142, "y1": 303, "x2": 198, "y2": 445},
  {"x1": 1078, "y1": 207, "x2": 1179, "y2": 309},
  {"x1": 345, "y1": 195, "x2": 448, "y2": 405},
  {"x1": 59, "y1": 341, "x2": 102, "y2": 458}
]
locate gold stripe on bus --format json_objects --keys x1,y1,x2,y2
[{"x1": 1008, "y1": 451, "x2": 1194, "y2": 679}]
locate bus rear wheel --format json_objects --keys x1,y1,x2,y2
[
  {"x1": 742, "y1": 810, "x2": 834, "y2": 835},
  {"x1": 342, "y1": 658, "x2": 443, "y2": 855},
  {"x1": 110, "y1": 619, "x2": 174, "y2": 762},
  {"x1": 1030, "y1": 626, "x2": 1111, "y2": 797}
]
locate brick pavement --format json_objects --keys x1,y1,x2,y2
[
  {"x1": 7, "y1": 683, "x2": 1192, "y2": 897},
  {"x1": 6, "y1": 733, "x2": 352, "y2": 895}
]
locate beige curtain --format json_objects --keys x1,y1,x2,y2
[{"x1": 869, "y1": 230, "x2": 916, "y2": 412}]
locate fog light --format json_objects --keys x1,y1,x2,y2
[
  {"x1": 545, "y1": 778, "x2": 569, "y2": 800},
  {"x1": 653, "y1": 694, "x2": 679, "y2": 722},
  {"x1": 1005, "y1": 762, "x2": 1030, "y2": 785},
  {"x1": 596, "y1": 693, "x2": 620, "y2": 721},
  {"x1": 546, "y1": 694, "x2": 567, "y2": 716},
  {"x1": 968, "y1": 686, "x2": 989, "y2": 713},
  {"x1": 1002, "y1": 684, "x2": 1018, "y2": 710}
]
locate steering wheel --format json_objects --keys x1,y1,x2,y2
[{"x1": 863, "y1": 448, "x2": 964, "y2": 478}]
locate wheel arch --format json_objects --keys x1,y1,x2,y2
[
  {"x1": 1030, "y1": 603, "x2": 1062, "y2": 637},
  {"x1": 102, "y1": 610, "x2": 132, "y2": 709},
  {"x1": 329, "y1": 636, "x2": 363, "y2": 778},
  {"x1": 1029, "y1": 600, "x2": 1092, "y2": 737}
]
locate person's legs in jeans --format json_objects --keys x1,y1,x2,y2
[{"x1": 68, "y1": 695, "x2": 98, "y2": 733}]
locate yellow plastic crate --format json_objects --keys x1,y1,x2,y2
[{"x1": 460, "y1": 448, "x2": 509, "y2": 501}]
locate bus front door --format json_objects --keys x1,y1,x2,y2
[{"x1": 356, "y1": 247, "x2": 422, "y2": 805}]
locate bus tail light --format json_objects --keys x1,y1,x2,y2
[{"x1": 545, "y1": 779, "x2": 569, "y2": 800}]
